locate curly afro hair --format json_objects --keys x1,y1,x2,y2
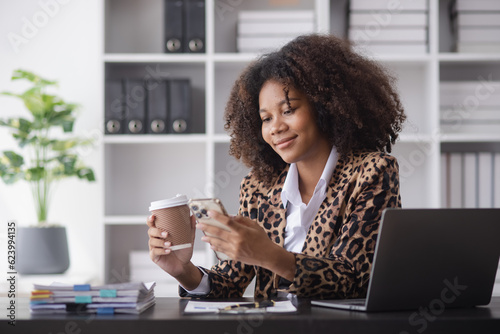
[{"x1": 224, "y1": 34, "x2": 406, "y2": 186}]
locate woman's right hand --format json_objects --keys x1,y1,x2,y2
[{"x1": 147, "y1": 214, "x2": 197, "y2": 278}]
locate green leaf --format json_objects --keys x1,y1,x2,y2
[
  {"x1": 21, "y1": 87, "x2": 45, "y2": 117},
  {"x1": 18, "y1": 137, "x2": 37, "y2": 148},
  {"x1": 62, "y1": 119, "x2": 75, "y2": 132},
  {"x1": 0, "y1": 91, "x2": 23, "y2": 99},
  {"x1": 0, "y1": 118, "x2": 32, "y2": 132},
  {"x1": 2, "y1": 119, "x2": 33, "y2": 148},
  {"x1": 31, "y1": 118, "x2": 46, "y2": 130},
  {"x1": 3, "y1": 151, "x2": 24, "y2": 168},
  {"x1": 18, "y1": 118, "x2": 32, "y2": 132},
  {"x1": 0, "y1": 155, "x2": 24, "y2": 184},
  {"x1": 25, "y1": 167, "x2": 45, "y2": 181},
  {"x1": 51, "y1": 139, "x2": 78, "y2": 151},
  {"x1": 12, "y1": 133, "x2": 30, "y2": 148},
  {"x1": 11, "y1": 69, "x2": 57, "y2": 87},
  {"x1": 49, "y1": 109, "x2": 73, "y2": 120},
  {"x1": 42, "y1": 93, "x2": 58, "y2": 105},
  {"x1": 0, "y1": 158, "x2": 7, "y2": 173},
  {"x1": 41, "y1": 94, "x2": 68, "y2": 119},
  {"x1": 47, "y1": 112, "x2": 75, "y2": 132},
  {"x1": 1, "y1": 172, "x2": 23, "y2": 184},
  {"x1": 56, "y1": 154, "x2": 77, "y2": 175},
  {"x1": 77, "y1": 167, "x2": 95, "y2": 182},
  {"x1": 38, "y1": 137, "x2": 52, "y2": 147}
]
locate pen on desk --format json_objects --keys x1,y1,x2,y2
[{"x1": 221, "y1": 300, "x2": 275, "y2": 311}]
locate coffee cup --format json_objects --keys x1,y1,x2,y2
[{"x1": 149, "y1": 194, "x2": 192, "y2": 251}]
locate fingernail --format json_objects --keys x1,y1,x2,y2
[
  {"x1": 164, "y1": 242, "x2": 171, "y2": 247},
  {"x1": 164, "y1": 249, "x2": 170, "y2": 254},
  {"x1": 161, "y1": 232, "x2": 167, "y2": 238}
]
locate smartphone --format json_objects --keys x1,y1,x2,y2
[{"x1": 188, "y1": 198, "x2": 231, "y2": 261}]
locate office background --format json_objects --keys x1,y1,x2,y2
[
  {"x1": 0, "y1": 0, "x2": 499, "y2": 296},
  {"x1": 0, "y1": 0, "x2": 103, "y2": 293}
]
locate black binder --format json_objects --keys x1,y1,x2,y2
[
  {"x1": 105, "y1": 79, "x2": 124, "y2": 134},
  {"x1": 168, "y1": 79, "x2": 190, "y2": 133},
  {"x1": 185, "y1": 0, "x2": 205, "y2": 53},
  {"x1": 146, "y1": 80, "x2": 169, "y2": 134},
  {"x1": 164, "y1": 0, "x2": 184, "y2": 53},
  {"x1": 124, "y1": 79, "x2": 146, "y2": 134}
]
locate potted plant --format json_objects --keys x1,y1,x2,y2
[{"x1": 0, "y1": 69, "x2": 95, "y2": 274}]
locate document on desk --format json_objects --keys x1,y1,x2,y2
[{"x1": 184, "y1": 300, "x2": 297, "y2": 314}]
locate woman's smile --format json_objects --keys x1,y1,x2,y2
[{"x1": 274, "y1": 136, "x2": 297, "y2": 150}]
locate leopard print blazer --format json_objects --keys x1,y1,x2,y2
[{"x1": 180, "y1": 151, "x2": 401, "y2": 299}]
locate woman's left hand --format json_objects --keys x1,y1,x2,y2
[{"x1": 196, "y1": 210, "x2": 276, "y2": 267}]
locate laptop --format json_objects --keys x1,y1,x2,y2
[{"x1": 311, "y1": 208, "x2": 500, "y2": 312}]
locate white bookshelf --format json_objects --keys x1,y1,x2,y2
[{"x1": 100, "y1": 0, "x2": 500, "y2": 295}]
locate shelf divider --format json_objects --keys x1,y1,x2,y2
[{"x1": 103, "y1": 134, "x2": 207, "y2": 144}]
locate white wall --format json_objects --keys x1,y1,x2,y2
[{"x1": 0, "y1": 0, "x2": 103, "y2": 283}]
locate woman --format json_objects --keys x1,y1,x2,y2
[{"x1": 147, "y1": 34, "x2": 406, "y2": 299}]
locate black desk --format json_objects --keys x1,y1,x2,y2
[{"x1": 3, "y1": 297, "x2": 500, "y2": 334}]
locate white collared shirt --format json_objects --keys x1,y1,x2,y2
[
  {"x1": 184, "y1": 146, "x2": 338, "y2": 294},
  {"x1": 281, "y1": 146, "x2": 338, "y2": 253}
]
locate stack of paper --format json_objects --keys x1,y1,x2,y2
[
  {"x1": 440, "y1": 80, "x2": 500, "y2": 134},
  {"x1": 236, "y1": 10, "x2": 315, "y2": 54},
  {"x1": 348, "y1": 0, "x2": 429, "y2": 55},
  {"x1": 451, "y1": 0, "x2": 500, "y2": 53},
  {"x1": 30, "y1": 281, "x2": 156, "y2": 315}
]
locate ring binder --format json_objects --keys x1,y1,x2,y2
[
  {"x1": 164, "y1": 0, "x2": 184, "y2": 53},
  {"x1": 124, "y1": 79, "x2": 146, "y2": 134},
  {"x1": 104, "y1": 79, "x2": 124, "y2": 134},
  {"x1": 169, "y1": 79, "x2": 191, "y2": 133},
  {"x1": 185, "y1": 0, "x2": 205, "y2": 53},
  {"x1": 147, "y1": 79, "x2": 169, "y2": 134}
]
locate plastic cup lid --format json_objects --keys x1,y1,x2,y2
[{"x1": 149, "y1": 194, "x2": 188, "y2": 211}]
